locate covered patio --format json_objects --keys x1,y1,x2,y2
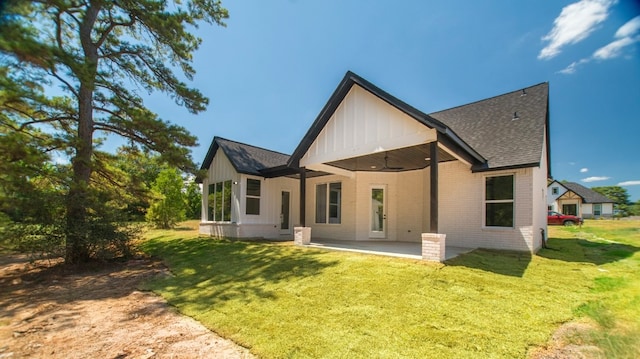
[{"x1": 305, "y1": 239, "x2": 473, "y2": 260}]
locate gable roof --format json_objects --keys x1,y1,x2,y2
[
  {"x1": 199, "y1": 137, "x2": 290, "y2": 176},
  {"x1": 429, "y1": 82, "x2": 550, "y2": 171},
  {"x1": 287, "y1": 71, "x2": 487, "y2": 169},
  {"x1": 561, "y1": 182, "x2": 616, "y2": 203},
  {"x1": 200, "y1": 71, "x2": 550, "y2": 178}
]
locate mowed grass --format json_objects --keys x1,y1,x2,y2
[{"x1": 141, "y1": 220, "x2": 640, "y2": 358}]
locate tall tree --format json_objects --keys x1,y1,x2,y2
[{"x1": 0, "y1": 0, "x2": 228, "y2": 263}]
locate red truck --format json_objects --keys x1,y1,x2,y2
[{"x1": 547, "y1": 211, "x2": 583, "y2": 226}]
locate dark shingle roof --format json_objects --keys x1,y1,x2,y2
[
  {"x1": 201, "y1": 72, "x2": 550, "y2": 178},
  {"x1": 562, "y1": 182, "x2": 616, "y2": 203},
  {"x1": 429, "y1": 82, "x2": 549, "y2": 170},
  {"x1": 200, "y1": 137, "x2": 290, "y2": 176}
]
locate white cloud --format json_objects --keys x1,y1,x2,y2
[
  {"x1": 582, "y1": 176, "x2": 611, "y2": 182},
  {"x1": 615, "y1": 15, "x2": 640, "y2": 38},
  {"x1": 618, "y1": 180, "x2": 640, "y2": 186},
  {"x1": 559, "y1": 59, "x2": 588, "y2": 74},
  {"x1": 580, "y1": 168, "x2": 589, "y2": 173},
  {"x1": 594, "y1": 35, "x2": 639, "y2": 59},
  {"x1": 559, "y1": 14, "x2": 640, "y2": 74},
  {"x1": 539, "y1": 0, "x2": 615, "y2": 60}
]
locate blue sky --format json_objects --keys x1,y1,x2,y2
[{"x1": 142, "y1": 0, "x2": 640, "y2": 201}]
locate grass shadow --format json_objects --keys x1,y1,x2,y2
[
  {"x1": 538, "y1": 237, "x2": 640, "y2": 265},
  {"x1": 140, "y1": 236, "x2": 340, "y2": 312},
  {"x1": 445, "y1": 248, "x2": 532, "y2": 277}
]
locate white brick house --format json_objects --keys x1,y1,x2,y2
[
  {"x1": 547, "y1": 180, "x2": 615, "y2": 219},
  {"x1": 199, "y1": 71, "x2": 551, "y2": 258}
]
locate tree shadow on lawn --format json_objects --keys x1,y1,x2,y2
[
  {"x1": 538, "y1": 237, "x2": 640, "y2": 265},
  {"x1": 445, "y1": 249, "x2": 532, "y2": 277},
  {"x1": 142, "y1": 237, "x2": 340, "y2": 311},
  {"x1": 444, "y1": 235, "x2": 640, "y2": 277}
]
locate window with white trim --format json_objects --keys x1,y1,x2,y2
[
  {"x1": 593, "y1": 203, "x2": 602, "y2": 216},
  {"x1": 208, "y1": 180, "x2": 232, "y2": 221},
  {"x1": 485, "y1": 175, "x2": 514, "y2": 227},
  {"x1": 246, "y1": 178, "x2": 261, "y2": 215},
  {"x1": 316, "y1": 182, "x2": 341, "y2": 224},
  {"x1": 552, "y1": 187, "x2": 559, "y2": 195}
]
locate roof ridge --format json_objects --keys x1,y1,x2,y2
[
  {"x1": 216, "y1": 136, "x2": 291, "y2": 157},
  {"x1": 429, "y1": 82, "x2": 549, "y2": 115}
]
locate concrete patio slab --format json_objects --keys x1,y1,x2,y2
[{"x1": 306, "y1": 239, "x2": 473, "y2": 260}]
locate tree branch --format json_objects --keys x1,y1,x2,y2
[{"x1": 95, "y1": 9, "x2": 135, "y2": 49}]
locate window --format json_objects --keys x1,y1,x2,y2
[
  {"x1": 485, "y1": 175, "x2": 514, "y2": 227},
  {"x1": 208, "y1": 180, "x2": 232, "y2": 221},
  {"x1": 552, "y1": 187, "x2": 559, "y2": 195},
  {"x1": 562, "y1": 204, "x2": 577, "y2": 216},
  {"x1": 316, "y1": 182, "x2": 341, "y2": 224},
  {"x1": 246, "y1": 178, "x2": 261, "y2": 215},
  {"x1": 593, "y1": 203, "x2": 602, "y2": 216}
]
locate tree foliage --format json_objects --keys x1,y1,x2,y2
[
  {"x1": 113, "y1": 146, "x2": 165, "y2": 221},
  {"x1": 185, "y1": 181, "x2": 202, "y2": 220},
  {"x1": 146, "y1": 168, "x2": 186, "y2": 229},
  {"x1": 0, "y1": 0, "x2": 228, "y2": 263}
]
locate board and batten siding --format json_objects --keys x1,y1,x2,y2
[
  {"x1": 201, "y1": 150, "x2": 240, "y2": 223},
  {"x1": 200, "y1": 150, "x2": 300, "y2": 239},
  {"x1": 300, "y1": 85, "x2": 436, "y2": 167}
]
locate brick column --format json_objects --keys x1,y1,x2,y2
[
  {"x1": 422, "y1": 233, "x2": 446, "y2": 262},
  {"x1": 294, "y1": 227, "x2": 311, "y2": 245}
]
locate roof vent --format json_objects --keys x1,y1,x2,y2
[
  {"x1": 512, "y1": 112, "x2": 519, "y2": 121},
  {"x1": 521, "y1": 89, "x2": 527, "y2": 96}
]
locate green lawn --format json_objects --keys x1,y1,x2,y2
[{"x1": 141, "y1": 220, "x2": 640, "y2": 358}]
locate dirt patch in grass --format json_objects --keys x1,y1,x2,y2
[
  {"x1": 529, "y1": 322, "x2": 606, "y2": 359},
  {"x1": 0, "y1": 254, "x2": 254, "y2": 358}
]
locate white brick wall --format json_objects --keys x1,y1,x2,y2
[
  {"x1": 437, "y1": 161, "x2": 538, "y2": 252},
  {"x1": 305, "y1": 170, "x2": 424, "y2": 242}
]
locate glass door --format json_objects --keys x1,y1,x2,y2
[{"x1": 369, "y1": 186, "x2": 386, "y2": 238}]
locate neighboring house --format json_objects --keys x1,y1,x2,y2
[
  {"x1": 199, "y1": 71, "x2": 550, "y2": 257},
  {"x1": 547, "y1": 180, "x2": 615, "y2": 219}
]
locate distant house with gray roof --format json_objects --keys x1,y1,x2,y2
[
  {"x1": 547, "y1": 180, "x2": 615, "y2": 219},
  {"x1": 198, "y1": 71, "x2": 550, "y2": 260}
]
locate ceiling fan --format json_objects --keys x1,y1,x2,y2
[{"x1": 382, "y1": 152, "x2": 404, "y2": 170}]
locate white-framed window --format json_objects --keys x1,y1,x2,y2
[
  {"x1": 552, "y1": 187, "x2": 559, "y2": 195},
  {"x1": 485, "y1": 175, "x2": 514, "y2": 227},
  {"x1": 316, "y1": 182, "x2": 341, "y2": 224},
  {"x1": 208, "y1": 180, "x2": 232, "y2": 221},
  {"x1": 246, "y1": 178, "x2": 261, "y2": 215},
  {"x1": 593, "y1": 203, "x2": 602, "y2": 216}
]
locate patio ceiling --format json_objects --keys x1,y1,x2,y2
[{"x1": 325, "y1": 143, "x2": 456, "y2": 172}]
